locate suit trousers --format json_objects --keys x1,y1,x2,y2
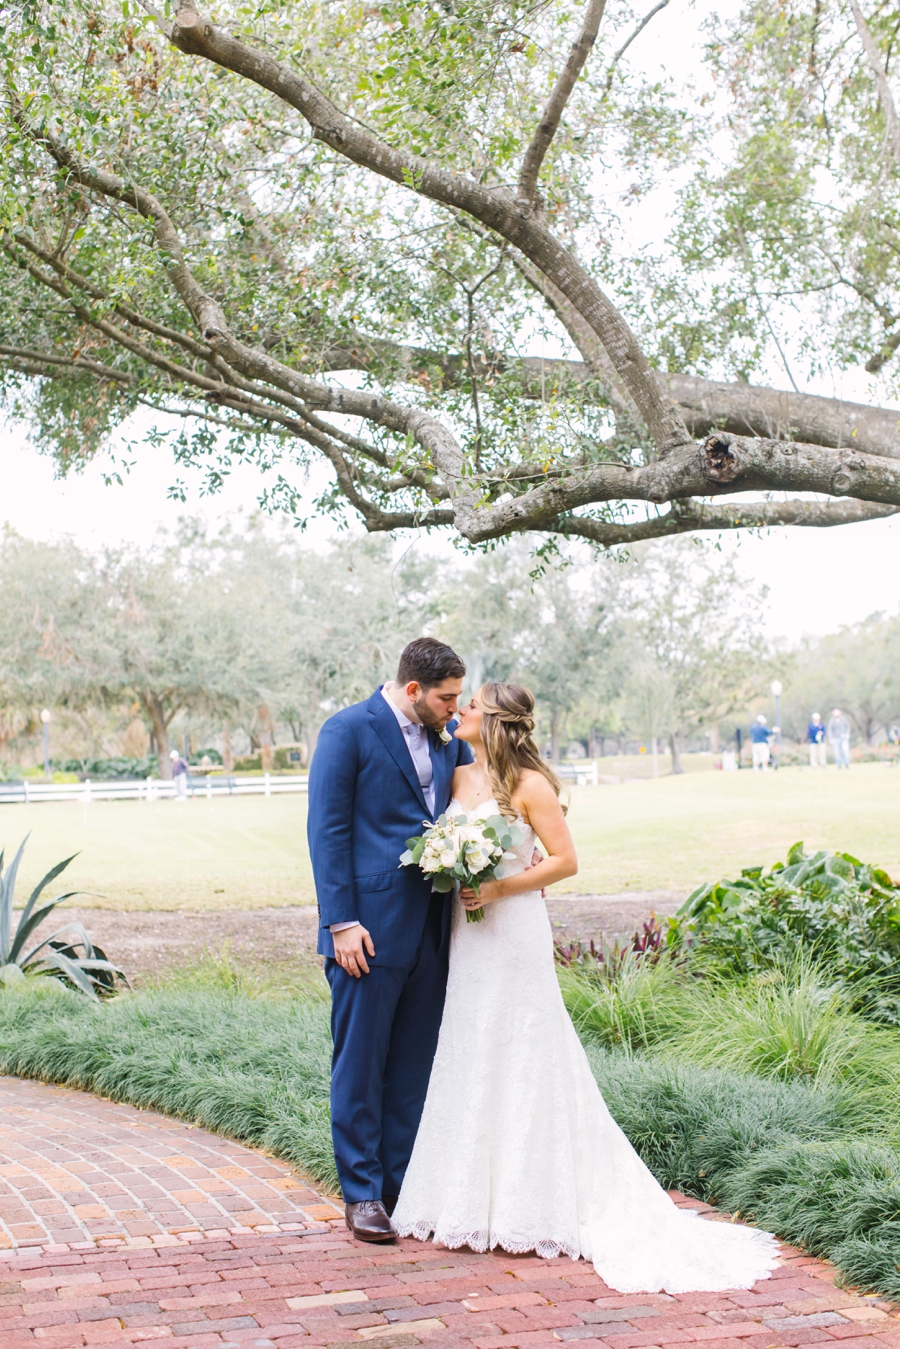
[{"x1": 325, "y1": 891, "x2": 448, "y2": 1202}]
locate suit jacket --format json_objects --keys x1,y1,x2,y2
[{"x1": 308, "y1": 687, "x2": 474, "y2": 965}]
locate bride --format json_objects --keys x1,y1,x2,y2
[{"x1": 392, "y1": 681, "x2": 779, "y2": 1294}]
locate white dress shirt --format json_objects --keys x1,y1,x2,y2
[
  {"x1": 380, "y1": 683, "x2": 436, "y2": 817},
  {"x1": 330, "y1": 684, "x2": 436, "y2": 935}
]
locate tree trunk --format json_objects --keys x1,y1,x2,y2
[
  {"x1": 550, "y1": 708, "x2": 563, "y2": 764},
  {"x1": 140, "y1": 692, "x2": 172, "y2": 778},
  {"x1": 669, "y1": 731, "x2": 684, "y2": 775},
  {"x1": 257, "y1": 703, "x2": 275, "y2": 771},
  {"x1": 222, "y1": 723, "x2": 233, "y2": 773},
  {"x1": 709, "y1": 724, "x2": 720, "y2": 754}
]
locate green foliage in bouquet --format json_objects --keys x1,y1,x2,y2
[
  {"x1": 401, "y1": 812, "x2": 522, "y2": 920},
  {"x1": 668, "y1": 843, "x2": 900, "y2": 1025}
]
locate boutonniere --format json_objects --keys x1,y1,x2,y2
[{"x1": 437, "y1": 727, "x2": 453, "y2": 746}]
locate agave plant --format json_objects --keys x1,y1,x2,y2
[{"x1": 0, "y1": 835, "x2": 126, "y2": 998}]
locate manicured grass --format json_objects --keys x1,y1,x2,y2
[
  {"x1": 5, "y1": 762, "x2": 900, "y2": 908},
  {"x1": 1, "y1": 975, "x2": 898, "y2": 1296},
  {"x1": 565, "y1": 761, "x2": 900, "y2": 895},
  {"x1": 6, "y1": 793, "x2": 315, "y2": 910}
]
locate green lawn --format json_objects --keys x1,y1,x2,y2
[{"x1": 4, "y1": 761, "x2": 900, "y2": 910}]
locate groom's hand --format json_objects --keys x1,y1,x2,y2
[
  {"x1": 531, "y1": 846, "x2": 547, "y2": 898},
  {"x1": 333, "y1": 925, "x2": 375, "y2": 977}
]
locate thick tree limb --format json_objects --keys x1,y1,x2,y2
[
  {"x1": 849, "y1": 0, "x2": 900, "y2": 169},
  {"x1": 143, "y1": 1, "x2": 691, "y2": 457},
  {"x1": 660, "y1": 373, "x2": 900, "y2": 459},
  {"x1": 311, "y1": 327, "x2": 900, "y2": 463},
  {"x1": 865, "y1": 327, "x2": 900, "y2": 374},
  {"x1": 517, "y1": 0, "x2": 607, "y2": 204},
  {"x1": 556, "y1": 497, "x2": 900, "y2": 547},
  {"x1": 510, "y1": 252, "x2": 641, "y2": 421},
  {"x1": 454, "y1": 433, "x2": 900, "y2": 542}
]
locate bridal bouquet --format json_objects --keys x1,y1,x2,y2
[{"x1": 400, "y1": 813, "x2": 523, "y2": 922}]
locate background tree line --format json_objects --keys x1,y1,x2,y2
[{"x1": 0, "y1": 523, "x2": 896, "y2": 778}]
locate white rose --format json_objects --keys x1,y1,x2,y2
[
  {"x1": 438, "y1": 727, "x2": 453, "y2": 745},
  {"x1": 440, "y1": 847, "x2": 457, "y2": 868}
]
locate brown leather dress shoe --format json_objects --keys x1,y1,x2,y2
[{"x1": 345, "y1": 1199, "x2": 395, "y2": 1242}]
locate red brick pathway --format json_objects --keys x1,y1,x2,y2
[{"x1": 1, "y1": 1077, "x2": 898, "y2": 1349}]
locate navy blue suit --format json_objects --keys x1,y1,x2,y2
[{"x1": 307, "y1": 687, "x2": 473, "y2": 1200}]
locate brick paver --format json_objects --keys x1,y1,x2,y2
[{"x1": 1, "y1": 1076, "x2": 898, "y2": 1349}]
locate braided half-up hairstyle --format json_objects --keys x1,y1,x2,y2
[{"x1": 479, "y1": 682, "x2": 565, "y2": 820}]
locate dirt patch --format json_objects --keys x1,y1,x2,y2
[{"x1": 37, "y1": 891, "x2": 684, "y2": 985}]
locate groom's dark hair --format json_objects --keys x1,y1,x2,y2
[{"x1": 397, "y1": 637, "x2": 466, "y2": 689}]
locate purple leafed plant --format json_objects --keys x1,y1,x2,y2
[{"x1": 554, "y1": 915, "x2": 665, "y2": 974}]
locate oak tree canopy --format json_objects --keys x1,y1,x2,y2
[{"x1": 3, "y1": 0, "x2": 900, "y2": 546}]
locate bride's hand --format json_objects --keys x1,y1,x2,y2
[{"x1": 460, "y1": 881, "x2": 502, "y2": 908}]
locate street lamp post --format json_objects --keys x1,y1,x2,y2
[
  {"x1": 770, "y1": 681, "x2": 782, "y2": 744},
  {"x1": 40, "y1": 708, "x2": 51, "y2": 780}
]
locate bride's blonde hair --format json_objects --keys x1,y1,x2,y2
[{"x1": 479, "y1": 682, "x2": 565, "y2": 820}]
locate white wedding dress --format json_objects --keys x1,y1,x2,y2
[{"x1": 392, "y1": 801, "x2": 780, "y2": 1294}]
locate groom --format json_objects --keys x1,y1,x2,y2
[{"x1": 307, "y1": 637, "x2": 473, "y2": 1241}]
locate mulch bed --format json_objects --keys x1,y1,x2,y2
[{"x1": 34, "y1": 893, "x2": 684, "y2": 985}]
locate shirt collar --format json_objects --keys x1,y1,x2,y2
[{"x1": 381, "y1": 683, "x2": 421, "y2": 732}]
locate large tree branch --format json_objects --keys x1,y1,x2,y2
[
  {"x1": 517, "y1": 0, "x2": 607, "y2": 204},
  {"x1": 452, "y1": 432, "x2": 900, "y2": 542},
  {"x1": 315, "y1": 321, "x2": 900, "y2": 463},
  {"x1": 866, "y1": 327, "x2": 900, "y2": 374},
  {"x1": 140, "y1": 1, "x2": 691, "y2": 457},
  {"x1": 850, "y1": 0, "x2": 900, "y2": 169},
  {"x1": 659, "y1": 372, "x2": 900, "y2": 459},
  {"x1": 556, "y1": 497, "x2": 900, "y2": 547}
]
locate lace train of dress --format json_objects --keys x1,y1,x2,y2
[{"x1": 392, "y1": 801, "x2": 779, "y2": 1294}]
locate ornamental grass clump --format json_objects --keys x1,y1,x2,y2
[
  {"x1": 0, "y1": 835, "x2": 125, "y2": 999},
  {"x1": 666, "y1": 956, "x2": 900, "y2": 1088},
  {"x1": 557, "y1": 943, "x2": 684, "y2": 1051}
]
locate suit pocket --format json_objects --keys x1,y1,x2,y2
[{"x1": 353, "y1": 870, "x2": 395, "y2": 893}]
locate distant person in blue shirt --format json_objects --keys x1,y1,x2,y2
[
  {"x1": 170, "y1": 749, "x2": 190, "y2": 798},
  {"x1": 749, "y1": 715, "x2": 774, "y2": 771},
  {"x1": 807, "y1": 713, "x2": 826, "y2": 768}
]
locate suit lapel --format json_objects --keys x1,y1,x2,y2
[
  {"x1": 432, "y1": 720, "x2": 463, "y2": 817},
  {"x1": 367, "y1": 688, "x2": 429, "y2": 815}
]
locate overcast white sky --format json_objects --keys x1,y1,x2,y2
[{"x1": 3, "y1": 0, "x2": 897, "y2": 641}]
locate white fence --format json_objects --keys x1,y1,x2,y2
[
  {"x1": 0, "y1": 773, "x2": 310, "y2": 805},
  {"x1": 555, "y1": 762, "x2": 600, "y2": 787},
  {"x1": 0, "y1": 763, "x2": 600, "y2": 806}
]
